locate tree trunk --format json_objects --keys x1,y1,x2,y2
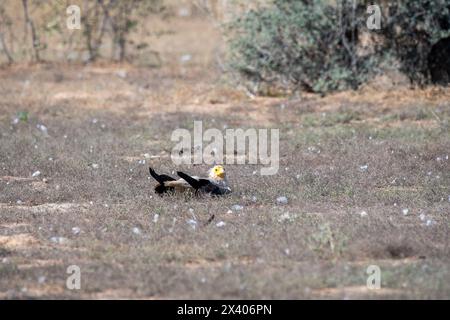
[
  {"x1": 0, "y1": 32, "x2": 14, "y2": 64},
  {"x1": 22, "y1": 0, "x2": 40, "y2": 62}
]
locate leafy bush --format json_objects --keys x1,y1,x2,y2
[
  {"x1": 227, "y1": 0, "x2": 450, "y2": 95},
  {"x1": 380, "y1": 0, "x2": 450, "y2": 84}
]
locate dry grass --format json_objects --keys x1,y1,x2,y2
[{"x1": 1, "y1": 7, "x2": 450, "y2": 300}]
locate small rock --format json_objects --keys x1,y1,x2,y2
[
  {"x1": 216, "y1": 221, "x2": 226, "y2": 228},
  {"x1": 132, "y1": 227, "x2": 141, "y2": 235},
  {"x1": 143, "y1": 153, "x2": 151, "y2": 159},
  {"x1": 426, "y1": 219, "x2": 435, "y2": 226},
  {"x1": 419, "y1": 213, "x2": 426, "y2": 221},
  {"x1": 71, "y1": 227, "x2": 81, "y2": 235},
  {"x1": 32, "y1": 171, "x2": 41, "y2": 178},
  {"x1": 226, "y1": 210, "x2": 233, "y2": 214},
  {"x1": 402, "y1": 208, "x2": 409, "y2": 216},
  {"x1": 91, "y1": 163, "x2": 99, "y2": 169},
  {"x1": 153, "y1": 214, "x2": 159, "y2": 223},
  {"x1": 276, "y1": 196, "x2": 288, "y2": 205},
  {"x1": 360, "y1": 211, "x2": 368, "y2": 217},
  {"x1": 16, "y1": 200, "x2": 23, "y2": 205}
]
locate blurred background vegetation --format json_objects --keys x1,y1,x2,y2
[
  {"x1": 227, "y1": 0, "x2": 450, "y2": 94},
  {"x1": 0, "y1": 0, "x2": 449, "y2": 95}
]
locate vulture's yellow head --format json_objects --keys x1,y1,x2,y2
[{"x1": 209, "y1": 165, "x2": 226, "y2": 180}]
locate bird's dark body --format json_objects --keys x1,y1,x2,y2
[
  {"x1": 177, "y1": 171, "x2": 231, "y2": 195},
  {"x1": 149, "y1": 167, "x2": 231, "y2": 196}
]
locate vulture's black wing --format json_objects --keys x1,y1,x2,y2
[{"x1": 177, "y1": 171, "x2": 210, "y2": 190}]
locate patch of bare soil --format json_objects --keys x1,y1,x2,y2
[{"x1": 0, "y1": 234, "x2": 40, "y2": 250}]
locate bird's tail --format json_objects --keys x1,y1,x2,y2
[{"x1": 149, "y1": 168, "x2": 176, "y2": 194}]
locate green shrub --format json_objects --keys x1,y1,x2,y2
[
  {"x1": 380, "y1": 0, "x2": 450, "y2": 84},
  {"x1": 227, "y1": 0, "x2": 450, "y2": 95}
]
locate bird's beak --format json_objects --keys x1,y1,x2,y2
[{"x1": 217, "y1": 168, "x2": 225, "y2": 179}]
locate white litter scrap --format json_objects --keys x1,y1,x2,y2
[
  {"x1": 187, "y1": 219, "x2": 197, "y2": 230},
  {"x1": 276, "y1": 196, "x2": 288, "y2": 205},
  {"x1": 216, "y1": 221, "x2": 226, "y2": 228},
  {"x1": 36, "y1": 124, "x2": 48, "y2": 134},
  {"x1": 425, "y1": 219, "x2": 435, "y2": 227},
  {"x1": 32, "y1": 170, "x2": 41, "y2": 178},
  {"x1": 180, "y1": 54, "x2": 192, "y2": 63}
]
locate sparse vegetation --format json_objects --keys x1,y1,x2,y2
[
  {"x1": 0, "y1": 0, "x2": 450, "y2": 300},
  {"x1": 1, "y1": 61, "x2": 449, "y2": 298}
]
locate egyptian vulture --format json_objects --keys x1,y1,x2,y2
[{"x1": 149, "y1": 165, "x2": 231, "y2": 196}]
